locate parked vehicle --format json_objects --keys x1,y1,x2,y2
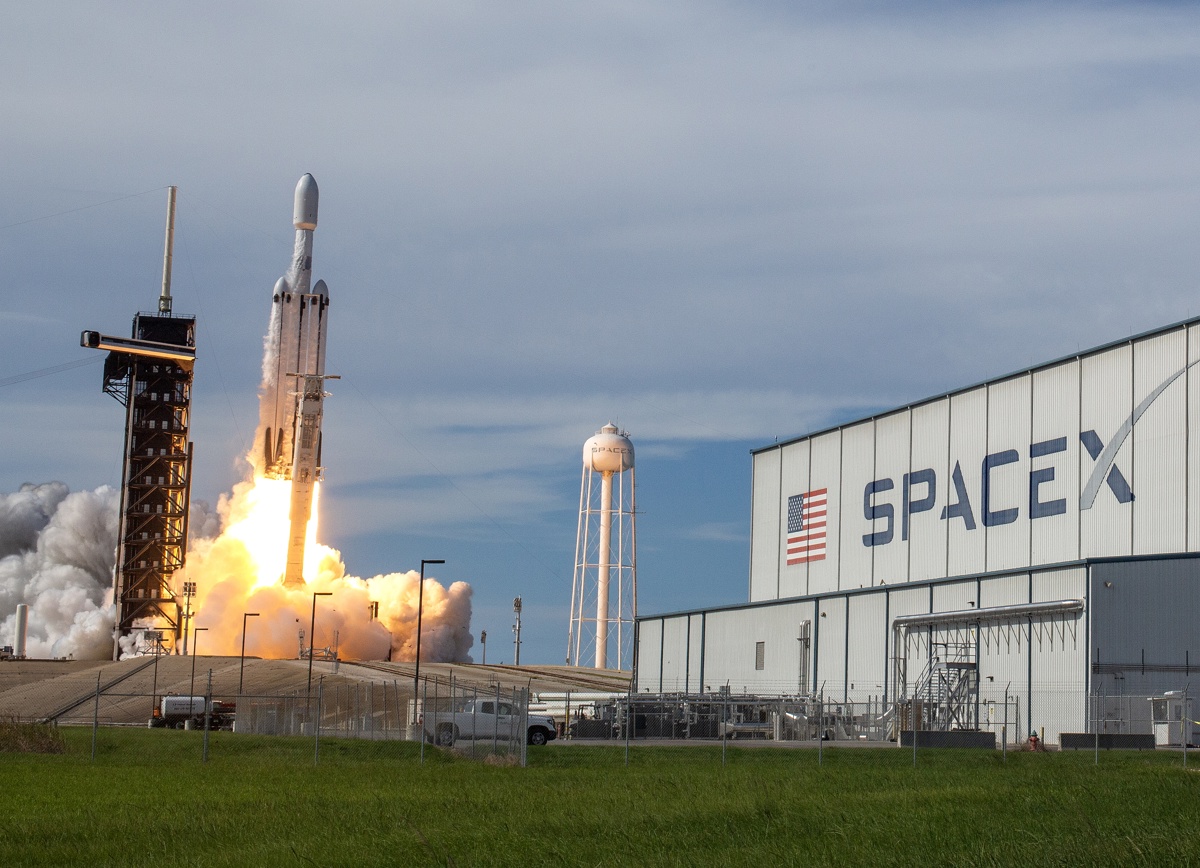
[
  {"x1": 148, "y1": 695, "x2": 235, "y2": 730},
  {"x1": 422, "y1": 697, "x2": 556, "y2": 746}
]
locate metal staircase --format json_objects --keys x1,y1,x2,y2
[{"x1": 904, "y1": 642, "x2": 979, "y2": 732}]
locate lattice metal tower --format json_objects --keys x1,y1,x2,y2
[
  {"x1": 83, "y1": 187, "x2": 196, "y2": 659},
  {"x1": 568, "y1": 423, "x2": 637, "y2": 670}
]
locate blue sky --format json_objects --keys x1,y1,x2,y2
[{"x1": 4, "y1": 2, "x2": 1200, "y2": 663}]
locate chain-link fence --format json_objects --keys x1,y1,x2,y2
[{"x1": 8, "y1": 665, "x2": 541, "y2": 767}]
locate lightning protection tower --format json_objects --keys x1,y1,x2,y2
[
  {"x1": 82, "y1": 187, "x2": 196, "y2": 660},
  {"x1": 568, "y1": 423, "x2": 636, "y2": 670}
]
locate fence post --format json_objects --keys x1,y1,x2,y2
[
  {"x1": 314, "y1": 677, "x2": 324, "y2": 765},
  {"x1": 625, "y1": 692, "x2": 633, "y2": 767},
  {"x1": 91, "y1": 670, "x2": 101, "y2": 762},
  {"x1": 721, "y1": 694, "x2": 727, "y2": 767},
  {"x1": 202, "y1": 670, "x2": 212, "y2": 763},
  {"x1": 420, "y1": 679, "x2": 427, "y2": 764},
  {"x1": 912, "y1": 692, "x2": 917, "y2": 768},
  {"x1": 493, "y1": 682, "x2": 501, "y2": 757},
  {"x1": 1184, "y1": 685, "x2": 1189, "y2": 770},
  {"x1": 818, "y1": 696, "x2": 823, "y2": 767}
]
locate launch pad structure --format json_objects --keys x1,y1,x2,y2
[{"x1": 82, "y1": 187, "x2": 196, "y2": 660}]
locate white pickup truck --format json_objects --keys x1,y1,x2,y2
[{"x1": 423, "y1": 697, "x2": 557, "y2": 747}]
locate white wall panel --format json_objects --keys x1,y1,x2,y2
[
  {"x1": 1188, "y1": 324, "x2": 1200, "y2": 551},
  {"x1": 749, "y1": 449, "x2": 782, "y2": 602},
  {"x1": 846, "y1": 592, "x2": 888, "y2": 701},
  {"x1": 778, "y1": 440, "x2": 812, "y2": 599},
  {"x1": 701, "y1": 604, "x2": 814, "y2": 693},
  {"x1": 885, "y1": 586, "x2": 930, "y2": 699},
  {"x1": 1080, "y1": 343, "x2": 1133, "y2": 558},
  {"x1": 815, "y1": 596, "x2": 848, "y2": 697},
  {"x1": 888, "y1": 586, "x2": 932, "y2": 621},
  {"x1": 1030, "y1": 361, "x2": 1081, "y2": 565},
  {"x1": 807, "y1": 432, "x2": 843, "y2": 595},
  {"x1": 687, "y1": 615, "x2": 705, "y2": 693},
  {"x1": 871, "y1": 411, "x2": 911, "y2": 587},
  {"x1": 660, "y1": 617, "x2": 690, "y2": 692},
  {"x1": 946, "y1": 387, "x2": 988, "y2": 576},
  {"x1": 1132, "y1": 329, "x2": 1188, "y2": 555},
  {"x1": 839, "y1": 423, "x2": 876, "y2": 592},
  {"x1": 1031, "y1": 566, "x2": 1086, "y2": 603},
  {"x1": 637, "y1": 619, "x2": 665, "y2": 691},
  {"x1": 978, "y1": 574, "x2": 1029, "y2": 609},
  {"x1": 1030, "y1": 604, "x2": 1087, "y2": 740},
  {"x1": 976, "y1": 619, "x2": 1028, "y2": 736},
  {"x1": 932, "y1": 580, "x2": 978, "y2": 613},
  {"x1": 985, "y1": 375, "x2": 1032, "y2": 573},
  {"x1": 908, "y1": 400, "x2": 951, "y2": 583}
]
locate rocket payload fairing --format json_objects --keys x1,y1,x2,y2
[{"x1": 259, "y1": 174, "x2": 337, "y2": 587}]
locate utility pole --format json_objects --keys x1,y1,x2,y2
[{"x1": 512, "y1": 597, "x2": 523, "y2": 666}]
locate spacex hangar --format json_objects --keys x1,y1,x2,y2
[{"x1": 635, "y1": 317, "x2": 1200, "y2": 745}]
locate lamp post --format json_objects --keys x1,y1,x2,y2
[
  {"x1": 413, "y1": 559, "x2": 445, "y2": 723},
  {"x1": 481, "y1": 630, "x2": 487, "y2": 665},
  {"x1": 190, "y1": 626, "x2": 208, "y2": 702},
  {"x1": 149, "y1": 632, "x2": 163, "y2": 720},
  {"x1": 307, "y1": 592, "x2": 332, "y2": 701},
  {"x1": 180, "y1": 581, "x2": 196, "y2": 655},
  {"x1": 512, "y1": 597, "x2": 523, "y2": 666},
  {"x1": 239, "y1": 612, "x2": 260, "y2": 695}
]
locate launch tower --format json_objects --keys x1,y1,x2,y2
[
  {"x1": 82, "y1": 187, "x2": 196, "y2": 659},
  {"x1": 568, "y1": 423, "x2": 637, "y2": 670}
]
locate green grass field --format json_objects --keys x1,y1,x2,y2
[{"x1": 2, "y1": 728, "x2": 1198, "y2": 866}]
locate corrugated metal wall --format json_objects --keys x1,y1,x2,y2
[
  {"x1": 749, "y1": 320, "x2": 1200, "y2": 604},
  {"x1": 639, "y1": 562, "x2": 1102, "y2": 741}
]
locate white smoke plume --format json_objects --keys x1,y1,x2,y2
[
  {"x1": 0, "y1": 475, "x2": 475, "y2": 662},
  {"x1": 179, "y1": 477, "x2": 474, "y2": 663},
  {"x1": 0, "y1": 483, "x2": 119, "y2": 659}
]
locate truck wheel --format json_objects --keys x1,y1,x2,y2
[
  {"x1": 437, "y1": 724, "x2": 456, "y2": 747},
  {"x1": 528, "y1": 728, "x2": 548, "y2": 746}
]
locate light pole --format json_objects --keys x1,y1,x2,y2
[
  {"x1": 190, "y1": 626, "x2": 208, "y2": 701},
  {"x1": 512, "y1": 597, "x2": 523, "y2": 666},
  {"x1": 413, "y1": 559, "x2": 445, "y2": 722},
  {"x1": 239, "y1": 612, "x2": 260, "y2": 695},
  {"x1": 149, "y1": 632, "x2": 163, "y2": 720},
  {"x1": 307, "y1": 592, "x2": 332, "y2": 701},
  {"x1": 481, "y1": 630, "x2": 487, "y2": 665},
  {"x1": 180, "y1": 581, "x2": 196, "y2": 655}
]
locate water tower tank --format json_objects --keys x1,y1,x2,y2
[{"x1": 583, "y1": 423, "x2": 634, "y2": 474}]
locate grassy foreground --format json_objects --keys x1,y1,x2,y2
[{"x1": 1, "y1": 728, "x2": 1198, "y2": 866}]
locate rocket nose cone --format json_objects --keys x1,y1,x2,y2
[
  {"x1": 312, "y1": 279, "x2": 329, "y2": 299},
  {"x1": 293, "y1": 174, "x2": 319, "y2": 230}
]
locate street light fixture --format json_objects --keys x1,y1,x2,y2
[
  {"x1": 239, "y1": 612, "x2": 260, "y2": 695},
  {"x1": 190, "y1": 626, "x2": 208, "y2": 702},
  {"x1": 413, "y1": 559, "x2": 445, "y2": 723},
  {"x1": 307, "y1": 592, "x2": 333, "y2": 700}
]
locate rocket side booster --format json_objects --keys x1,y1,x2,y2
[{"x1": 259, "y1": 174, "x2": 336, "y2": 588}]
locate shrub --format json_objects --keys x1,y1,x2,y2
[{"x1": 0, "y1": 718, "x2": 67, "y2": 753}]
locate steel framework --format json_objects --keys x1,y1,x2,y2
[{"x1": 101, "y1": 312, "x2": 195, "y2": 659}]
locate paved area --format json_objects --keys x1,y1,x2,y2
[{"x1": 0, "y1": 656, "x2": 631, "y2": 725}]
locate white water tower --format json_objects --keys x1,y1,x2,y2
[{"x1": 568, "y1": 423, "x2": 637, "y2": 670}]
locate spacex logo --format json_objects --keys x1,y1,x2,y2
[{"x1": 857, "y1": 360, "x2": 1199, "y2": 548}]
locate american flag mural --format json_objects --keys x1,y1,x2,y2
[{"x1": 786, "y1": 488, "x2": 827, "y2": 565}]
